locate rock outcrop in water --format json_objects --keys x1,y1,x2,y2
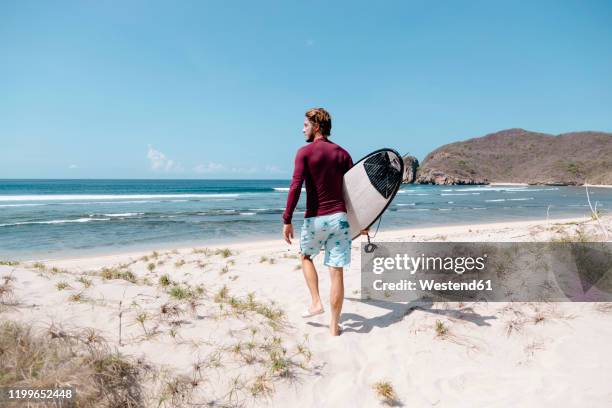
[
  {"x1": 402, "y1": 154, "x2": 419, "y2": 183},
  {"x1": 414, "y1": 129, "x2": 612, "y2": 185}
]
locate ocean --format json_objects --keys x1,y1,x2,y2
[{"x1": 1, "y1": 179, "x2": 610, "y2": 260}]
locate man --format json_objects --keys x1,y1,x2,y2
[{"x1": 282, "y1": 107, "x2": 355, "y2": 336}]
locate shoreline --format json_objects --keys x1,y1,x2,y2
[
  {"x1": 23, "y1": 215, "x2": 592, "y2": 263},
  {"x1": 585, "y1": 184, "x2": 612, "y2": 189}
]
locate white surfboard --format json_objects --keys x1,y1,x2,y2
[{"x1": 343, "y1": 148, "x2": 404, "y2": 239}]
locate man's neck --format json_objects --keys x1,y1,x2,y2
[{"x1": 313, "y1": 134, "x2": 327, "y2": 142}]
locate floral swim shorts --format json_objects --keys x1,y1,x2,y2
[{"x1": 300, "y1": 212, "x2": 351, "y2": 267}]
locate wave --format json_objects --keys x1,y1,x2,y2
[
  {"x1": 99, "y1": 212, "x2": 145, "y2": 217},
  {"x1": 446, "y1": 186, "x2": 559, "y2": 193},
  {"x1": 446, "y1": 187, "x2": 529, "y2": 192},
  {"x1": 398, "y1": 191, "x2": 429, "y2": 195},
  {"x1": 0, "y1": 217, "x2": 111, "y2": 227},
  {"x1": 485, "y1": 199, "x2": 506, "y2": 202},
  {"x1": 273, "y1": 188, "x2": 306, "y2": 192},
  {"x1": 0, "y1": 193, "x2": 241, "y2": 202},
  {"x1": 507, "y1": 197, "x2": 534, "y2": 201},
  {"x1": 0, "y1": 203, "x2": 47, "y2": 207},
  {"x1": 396, "y1": 203, "x2": 416, "y2": 206}
]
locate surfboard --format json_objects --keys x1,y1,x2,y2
[{"x1": 343, "y1": 148, "x2": 404, "y2": 239}]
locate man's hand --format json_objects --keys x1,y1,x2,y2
[
  {"x1": 360, "y1": 228, "x2": 370, "y2": 236},
  {"x1": 283, "y1": 224, "x2": 294, "y2": 244}
]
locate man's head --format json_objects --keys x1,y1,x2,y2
[{"x1": 303, "y1": 108, "x2": 332, "y2": 142}]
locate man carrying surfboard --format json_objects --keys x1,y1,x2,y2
[{"x1": 282, "y1": 107, "x2": 362, "y2": 336}]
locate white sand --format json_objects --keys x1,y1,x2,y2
[
  {"x1": 489, "y1": 182, "x2": 529, "y2": 186},
  {"x1": 585, "y1": 184, "x2": 612, "y2": 189},
  {"x1": 2, "y1": 216, "x2": 612, "y2": 407}
]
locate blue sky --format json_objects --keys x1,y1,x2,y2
[{"x1": 1, "y1": 0, "x2": 611, "y2": 179}]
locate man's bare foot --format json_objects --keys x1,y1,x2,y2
[
  {"x1": 309, "y1": 301, "x2": 323, "y2": 314},
  {"x1": 330, "y1": 324, "x2": 341, "y2": 336},
  {"x1": 301, "y1": 302, "x2": 324, "y2": 318}
]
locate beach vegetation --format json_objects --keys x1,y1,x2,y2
[
  {"x1": 174, "y1": 259, "x2": 186, "y2": 268},
  {"x1": 50, "y1": 266, "x2": 66, "y2": 274},
  {"x1": 147, "y1": 262, "x2": 156, "y2": 272},
  {"x1": 68, "y1": 292, "x2": 88, "y2": 303},
  {"x1": 0, "y1": 275, "x2": 16, "y2": 307},
  {"x1": 192, "y1": 247, "x2": 212, "y2": 256},
  {"x1": 156, "y1": 375, "x2": 193, "y2": 407},
  {"x1": 214, "y1": 285, "x2": 229, "y2": 302},
  {"x1": 550, "y1": 225, "x2": 600, "y2": 243},
  {"x1": 168, "y1": 327, "x2": 178, "y2": 339},
  {"x1": 260, "y1": 256, "x2": 276, "y2": 264},
  {"x1": 136, "y1": 311, "x2": 149, "y2": 335},
  {"x1": 77, "y1": 276, "x2": 92, "y2": 288},
  {"x1": 100, "y1": 266, "x2": 137, "y2": 283},
  {"x1": 168, "y1": 285, "x2": 190, "y2": 300},
  {"x1": 590, "y1": 207, "x2": 602, "y2": 221},
  {"x1": 159, "y1": 274, "x2": 172, "y2": 287},
  {"x1": 220, "y1": 264, "x2": 229, "y2": 275},
  {"x1": 215, "y1": 248, "x2": 233, "y2": 258},
  {"x1": 267, "y1": 348, "x2": 290, "y2": 377},
  {"x1": 249, "y1": 374, "x2": 273, "y2": 397},
  {"x1": 0, "y1": 321, "x2": 147, "y2": 407},
  {"x1": 56, "y1": 281, "x2": 70, "y2": 291},
  {"x1": 435, "y1": 320, "x2": 449, "y2": 337},
  {"x1": 168, "y1": 284, "x2": 201, "y2": 301},
  {"x1": 372, "y1": 380, "x2": 399, "y2": 406},
  {"x1": 0, "y1": 260, "x2": 19, "y2": 266}
]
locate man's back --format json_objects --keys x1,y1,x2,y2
[{"x1": 282, "y1": 138, "x2": 353, "y2": 224}]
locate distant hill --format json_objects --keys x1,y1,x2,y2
[{"x1": 415, "y1": 129, "x2": 612, "y2": 185}]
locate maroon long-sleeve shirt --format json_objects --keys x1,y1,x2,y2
[{"x1": 282, "y1": 138, "x2": 353, "y2": 224}]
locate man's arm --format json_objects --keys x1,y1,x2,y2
[{"x1": 282, "y1": 149, "x2": 305, "y2": 225}]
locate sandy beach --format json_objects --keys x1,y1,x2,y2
[{"x1": 1, "y1": 215, "x2": 611, "y2": 407}]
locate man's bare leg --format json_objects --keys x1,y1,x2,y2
[
  {"x1": 329, "y1": 266, "x2": 344, "y2": 336},
  {"x1": 301, "y1": 255, "x2": 323, "y2": 313}
]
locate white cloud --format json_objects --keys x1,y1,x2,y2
[
  {"x1": 147, "y1": 145, "x2": 178, "y2": 172},
  {"x1": 193, "y1": 162, "x2": 225, "y2": 173},
  {"x1": 148, "y1": 148, "x2": 284, "y2": 176},
  {"x1": 192, "y1": 164, "x2": 284, "y2": 175},
  {"x1": 68, "y1": 164, "x2": 78, "y2": 169},
  {"x1": 229, "y1": 166, "x2": 258, "y2": 174},
  {"x1": 264, "y1": 165, "x2": 284, "y2": 174},
  {"x1": 306, "y1": 39, "x2": 314, "y2": 47}
]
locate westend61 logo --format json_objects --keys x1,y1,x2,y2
[{"x1": 361, "y1": 242, "x2": 612, "y2": 302}]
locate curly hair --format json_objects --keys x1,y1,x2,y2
[{"x1": 305, "y1": 108, "x2": 332, "y2": 136}]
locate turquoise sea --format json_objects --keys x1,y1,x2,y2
[{"x1": 1, "y1": 179, "x2": 610, "y2": 260}]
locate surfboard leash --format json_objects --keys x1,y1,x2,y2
[{"x1": 364, "y1": 216, "x2": 383, "y2": 253}]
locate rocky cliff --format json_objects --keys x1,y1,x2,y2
[{"x1": 414, "y1": 129, "x2": 612, "y2": 185}]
